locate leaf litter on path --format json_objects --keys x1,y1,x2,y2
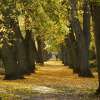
[{"x1": 0, "y1": 60, "x2": 99, "y2": 100}]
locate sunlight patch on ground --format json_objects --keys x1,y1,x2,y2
[
  {"x1": 32, "y1": 86, "x2": 57, "y2": 94},
  {"x1": 44, "y1": 60, "x2": 63, "y2": 66}
]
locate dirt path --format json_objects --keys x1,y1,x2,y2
[{"x1": 0, "y1": 60, "x2": 99, "y2": 100}]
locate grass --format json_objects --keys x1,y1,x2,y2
[{"x1": 0, "y1": 60, "x2": 99, "y2": 100}]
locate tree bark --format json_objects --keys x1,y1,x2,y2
[
  {"x1": 36, "y1": 36, "x2": 44, "y2": 65},
  {"x1": 69, "y1": 0, "x2": 93, "y2": 77},
  {"x1": 59, "y1": 43, "x2": 66, "y2": 64},
  {"x1": 83, "y1": 0, "x2": 91, "y2": 72},
  {"x1": 25, "y1": 30, "x2": 35, "y2": 73},
  {"x1": 1, "y1": 40, "x2": 22, "y2": 80},
  {"x1": 3, "y1": 14, "x2": 30, "y2": 75},
  {"x1": 11, "y1": 19, "x2": 30, "y2": 75},
  {"x1": 69, "y1": 30, "x2": 79, "y2": 73},
  {"x1": 91, "y1": 2, "x2": 100, "y2": 93}
]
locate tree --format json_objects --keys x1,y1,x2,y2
[
  {"x1": 36, "y1": 35, "x2": 45, "y2": 65},
  {"x1": 0, "y1": 31, "x2": 22, "y2": 79},
  {"x1": 68, "y1": 0, "x2": 93, "y2": 77},
  {"x1": 91, "y1": 0, "x2": 100, "y2": 93},
  {"x1": 0, "y1": 0, "x2": 36, "y2": 79}
]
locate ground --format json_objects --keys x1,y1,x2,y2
[{"x1": 0, "y1": 60, "x2": 99, "y2": 100}]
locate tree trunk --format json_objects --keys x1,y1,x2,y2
[
  {"x1": 1, "y1": 40, "x2": 22, "y2": 80},
  {"x1": 83, "y1": 0, "x2": 91, "y2": 49},
  {"x1": 25, "y1": 30, "x2": 35, "y2": 73},
  {"x1": 63, "y1": 45, "x2": 68, "y2": 66},
  {"x1": 72, "y1": 18, "x2": 93, "y2": 77},
  {"x1": 31, "y1": 37, "x2": 40, "y2": 64},
  {"x1": 3, "y1": 14, "x2": 30, "y2": 75},
  {"x1": 83, "y1": 0, "x2": 91, "y2": 73},
  {"x1": 64, "y1": 36, "x2": 73, "y2": 67},
  {"x1": 11, "y1": 18, "x2": 30, "y2": 75},
  {"x1": 69, "y1": 0, "x2": 93, "y2": 77},
  {"x1": 73, "y1": 42, "x2": 80, "y2": 73},
  {"x1": 60, "y1": 43, "x2": 66, "y2": 64},
  {"x1": 69, "y1": 30, "x2": 79, "y2": 73},
  {"x1": 91, "y1": 2, "x2": 100, "y2": 93},
  {"x1": 1, "y1": 3, "x2": 31, "y2": 77},
  {"x1": 36, "y1": 36, "x2": 44, "y2": 65}
]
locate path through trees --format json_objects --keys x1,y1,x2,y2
[
  {"x1": 0, "y1": 60, "x2": 98, "y2": 99},
  {"x1": 0, "y1": 0, "x2": 100, "y2": 97}
]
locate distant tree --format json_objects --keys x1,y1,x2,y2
[{"x1": 36, "y1": 36, "x2": 45, "y2": 65}]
